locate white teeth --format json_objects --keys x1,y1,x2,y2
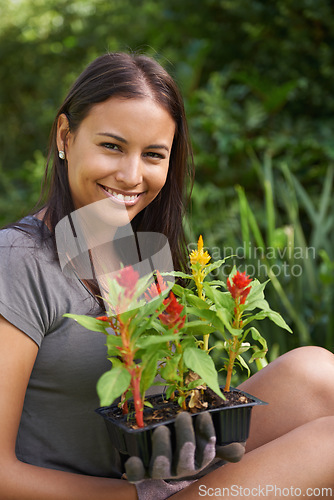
[{"x1": 102, "y1": 185, "x2": 138, "y2": 201}]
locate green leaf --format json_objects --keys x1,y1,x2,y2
[
  {"x1": 183, "y1": 347, "x2": 225, "y2": 399},
  {"x1": 178, "y1": 395, "x2": 186, "y2": 406},
  {"x1": 249, "y1": 349, "x2": 268, "y2": 362},
  {"x1": 255, "y1": 356, "x2": 268, "y2": 370},
  {"x1": 186, "y1": 307, "x2": 229, "y2": 339},
  {"x1": 186, "y1": 378, "x2": 205, "y2": 390},
  {"x1": 160, "y1": 354, "x2": 182, "y2": 382},
  {"x1": 140, "y1": 351, "x2": 162, "y2": 395},
  {"x1": 264, "y1": 310, "x2": 293, "y2": 332},
  {"x1": 186, "y1": 307, "x2": 216, "y2": 322},
  {"x1": 243, "y1": 280, "x2": 269, "y2": 311},
  {"x1": 203, "y1": 282, "x2": 235, "y2": 310},
  {"x1": 182, "y1": 320, "x2": 215, "y2": 336},
  {"x1": 180, "y1": 336, "x2": 199, "y2": 350},
  {"x1": 216, "y1": 309, "x2": 242, "y2": 336},
  {"x1": 171, "y1": 283, "x2": 188, "y2": 298},
  {"x1": 256, "y1": 299, "x2": 272, "y2": 311},
  {"x1": 186, "y1": 294, "x2": 211, "y2": 309},
  {"x1": 130, "y1": 302, "x2": 166, "y2": 340},
  {"x1": 236, "y1": 354, "x2": 251, "y2": 377},
  {"x1": 106, "y1": 334, "x2": 122, "y2": 347},
  {"x1": 136, "y1": 333, "x2": 180, "y2": 349},
  {"x1": 141, "y1": 286, "x2": 169, "y2": 314},
  {"x1": 162, "y1": 270, "x2": 193, "y2": 280},
  {"x1": 166, "y1": 385, "x2": 177, "y2": 399},
  {"x1": 63, "y1": 313, "x2": 108, "y2": 333},
  {"x1": 203, "y1": 258, "x2": 229, "y2": 277},
  {"x1": 207, "y1": 280, "x2": 228, "y2": 289},
  {"x1": 241, "y1": 309, "x2": 267, "y2": 326},
  {"x1": 106, "y1": 346, "x2": 120, "y2": 357},
  {"x1": 118, "y1": 307, "x2": 139, "y2": 324},
  {"x1": 244, "y1": 328, "x2": 269, "y2": 364},
  {"x1": 250, "y1": 327, "x2": 268, "y2": 350},
  {"x1": 244, "y1": 309, "x2": 292, "y2": 333},
  {"x1": 104, "y1": 276, "x2": 126, "y2": 313},
  {"x1": 108, "y1": 357, "x2": 122, "y2": 368},
  {"x1": 106, "y1": 335, "x2": 123, "y2": 357},
  {"x1": 97, "y1": 366, "x2": 131, "y2": 407}
]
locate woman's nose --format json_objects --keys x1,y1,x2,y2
[{"x1": 114, "y1": 154, "x2": 143, "y2": 187}]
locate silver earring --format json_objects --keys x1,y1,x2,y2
[{"x1": 59, "y1": 150, "x2": 65, "y2": 160}]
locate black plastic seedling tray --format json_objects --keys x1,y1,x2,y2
[{"x1": 96, "y1": 388, "x2": 267, "y2": 468}]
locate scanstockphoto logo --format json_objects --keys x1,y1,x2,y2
[
  {"x1": 198, "y1": 484, "x2": 334, "y2": 497},
  {"x1": 187, "y1": 242, "x2": 316, "y2": 279}
]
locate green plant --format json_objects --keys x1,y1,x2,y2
[
  {"x1": 171, "y1": 236, "x2": 292, "y2": 392},
  {"x1": 65, "y1": 236, "x2": 292, "y2": 426},
  {"x1": 154, "y1": 289, "x2": 225, "y2": 410},
  {"x1": 64, "y1": 268, "x2": 175, "y2": 428}
]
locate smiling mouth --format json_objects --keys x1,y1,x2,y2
[{"x1": 98, "y1": 184, "x2": 143, "y2": 205}]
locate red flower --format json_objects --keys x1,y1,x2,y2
[
  {"x1": 116, "y1": 266, "x2": 139, "y2": 296},
  {"x1": 145, "y1": 271, "x2": 168, "y2": 300},
  {"x1": 227, "y1": 271, "x2": 252, "y2": 304},
  {"x1": 159, "y1": 292, "x2": 185, "y2": 330},
  {"x1": 96, "y1": 316, "x2": 109, "y2": 322}
]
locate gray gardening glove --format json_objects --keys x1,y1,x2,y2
[{"x1": 125, "y1": 411, "x2": 245, "y2": 482}]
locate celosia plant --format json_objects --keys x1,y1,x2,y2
[
  {"x1": 64, "y1": 265, "x2": 224, "y2": 425},
  {"x1": 171, "y1": 236, "x2": 292, "y2": 392},
  {"x1": 154, "y1": 289, "x2": 225, "y2": 409},
  {"x1": 224, "y1": 270, "x2": 252, "y2": 390},
  {"x1": 189, "y1": 234, "x2": 211, "y2": 302},
  {"x1": 64, "y1": 236, "x2": 292, "y2": 427},
  {"x1": 64, "y1": 267, "x2": 175, "y2": 428}
]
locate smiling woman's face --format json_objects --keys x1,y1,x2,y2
[{"x1": 57, "y1": 96, "x2": 175, "y2": 224}]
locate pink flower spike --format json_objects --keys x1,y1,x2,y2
[
  {"x1": 116, "y1": 266, "x2": 139, "y2": 290},
  {"x1": 144, "y1": 271, "x2": 168, "y2": 301},
  {"x1": 159, "y1": 292, "x2": 185, "y2": 330},
  {"x1": 227, "y1": 271, "x2": 252, "y2": 303},
  {"x1": 233, "y1": 271, "x2": 252, "y2": 289},
  {"x1": 240, "y1": 286, "x2": 251, "y2": 304}
]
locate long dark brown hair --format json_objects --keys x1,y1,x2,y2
[
  {"x1": 43, "y1": 53, "x2": 193, "y2": 268},
  {"x1": 6, "y1": 53, "x2": 194, "y2": 306}
]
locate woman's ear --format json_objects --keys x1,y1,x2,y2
[{"x1": 56, "y1": 114, "x2": 70, "y2": 157}]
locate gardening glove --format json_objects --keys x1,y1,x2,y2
[{"x1": 125, "y1": 411, "x2": 245, "y2": 482}]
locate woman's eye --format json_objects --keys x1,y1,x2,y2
[
  {"x1": 101, "y1": 142, "x2": 120, "y2": 151},
  {"x1": 145, "y1": 151, "x2": 165, "y2": 160}
]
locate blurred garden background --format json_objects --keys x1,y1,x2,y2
[{"x1": 1, "y1": 0, "x2": 334, "y2": 375}]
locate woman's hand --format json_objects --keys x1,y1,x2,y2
[{"x1": 125, "y1": 411, "x2": 245, "y2": 482}]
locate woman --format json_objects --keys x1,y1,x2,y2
[{"x1": 0, "y1": 52, "x2": 333, "y2": 500}]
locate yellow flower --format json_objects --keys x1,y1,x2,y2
[
  {"x1": 190, "y1": 235, "x2": 211, "y2": 267},
  {"x1": 189, "y1": 236, "x2": 212, "y2": 350}
]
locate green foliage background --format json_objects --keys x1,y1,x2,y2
[{"x1": 1, "y1": 0, "x2": 333, "y2": 366}]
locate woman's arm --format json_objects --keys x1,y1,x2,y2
[{"x1": 0, "y1": 315, "x2": 137, "y2": 500}]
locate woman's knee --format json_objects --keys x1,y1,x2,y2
[
  {"x1": 307, "y1": 415, "x2": 334, "y2": 444},
  {"x1": 281, "y1": 345, "x2": 334, "y2": 366},
  {"x1": 273, "y1": 346, "x2": 334, "y2": 406},
  {"x1": 277, "y1": 346, "x2": 334, "y2": 380},
  {"x1": 241, "y1": 346, "x2": 334, "y2": 409}
]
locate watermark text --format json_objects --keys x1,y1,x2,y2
[{"x1": 198, "y1": 484, "x2": 333, "y2": 497}]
